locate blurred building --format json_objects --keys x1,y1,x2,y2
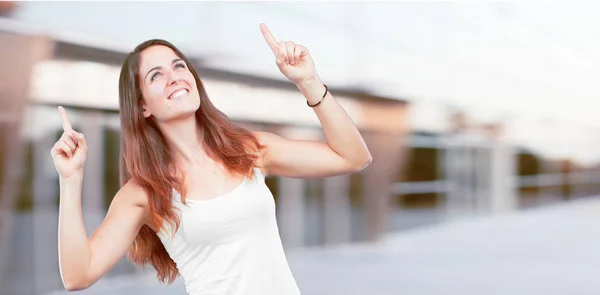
[{"x1": 2, "y1": 2, "x2": 600, "y2": 295}]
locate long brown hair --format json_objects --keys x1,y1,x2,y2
[{"x1": 118, "y1": 39, "x2": 264, "y2": 283}]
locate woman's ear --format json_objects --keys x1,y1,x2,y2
[{"x1": 141, "y1": 102, "x2": 151, "y2": 118}]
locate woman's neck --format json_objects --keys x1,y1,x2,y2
[{"x1": 158, "y1": 116, "x2": 208, "y2": 165}]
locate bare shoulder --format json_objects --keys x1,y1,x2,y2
[
  {"x1": 113, "y1": 179, "x2": 149, "y2": 207},
  {"x1": 108, "y1": 178, "x2": 150, "y2": 223}
]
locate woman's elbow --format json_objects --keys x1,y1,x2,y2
[
  {"x1": 352, "y1": 153, "x2": 373, "y2": 172},
  {"x1": 64, "y1": 282, "x2": 87, "y2": 292},
  {"x1": 62, "y1": 276, "x2": 91, "y2": 291}
]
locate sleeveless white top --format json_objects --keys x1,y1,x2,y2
[{"x1": 156, "y1": 168, "x2": 301, "y2": 295}]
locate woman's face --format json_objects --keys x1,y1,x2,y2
[{"x1": 138, "y1": 45, "x2": 200, "y2": 122}]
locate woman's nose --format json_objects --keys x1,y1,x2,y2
[{"x1": 166, "y1": 71, "x2": 182, "y2": 85}]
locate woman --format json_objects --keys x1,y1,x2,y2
[{"x1": 51, "y1": 24, "x2": 372, "y2": 294}]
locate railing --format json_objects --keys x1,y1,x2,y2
[
  {"x1": 392, "y1": 133, "x2": 600, "y2": 215},
  {"x1": 393, "y1": 172, "x2": 600, "y2": 195}
]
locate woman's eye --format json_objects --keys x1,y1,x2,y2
[
  {"x1": 151, "y1": 72, "x2": 161, "y2": 81},
  {"x1": 175, "y1": 63, "x2": 186, "y2": 69}
]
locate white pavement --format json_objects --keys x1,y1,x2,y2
[{"x1": 44, "y1": 197, "x2": 600, "y2": 295}]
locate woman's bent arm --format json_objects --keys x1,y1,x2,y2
[{"x1": 58, "y1": 176, "x2": 148, "y2": 291}]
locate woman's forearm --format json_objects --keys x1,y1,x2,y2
[
  {"x1": 296, "y1": 76, "x2": 372, "y2": 169},
  {"x1": 57, "y1": 174, "x2": 92, "y2": 290}
]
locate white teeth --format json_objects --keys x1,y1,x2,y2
[{"x1": 170, "y1": 89, "x2": 187, "y2": 100}]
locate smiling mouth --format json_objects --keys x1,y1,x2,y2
[{"x1": 168, "y1": 89, "x2": 189, "y2": 100}]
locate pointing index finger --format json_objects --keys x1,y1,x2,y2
[
  {"x1": 57, "y1": 106, "x2": 73, "y2": 132},
  {"x1": 260, "y1": 23, "x2": 278, "y2": 55}
]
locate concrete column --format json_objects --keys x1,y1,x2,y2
[
  {"x1": 277, "y1": 177, "x2": 305, "y2": 249},
  {"x1": 362, "y1": 132, "x2": 406, "y2": 242},
  {"x1": 489, "y1": 142, "x2": 519, "y2": 214},
  {"x1": 0, "y1": 32, "x2": 53, "y2": 294},
  {"x1": 488, "y1": 142, "x2": 503, "y2": 214},
  {"x1": 78, "y1": 111, "x2": 105, "y2": 233},
  {"x1": 488, "y1": 142, "x2": 509, "y2": 214},
  {"x1": 323, "y1": 174, "x2": 351, "y2": 246},
  {"x1": 270, "y1": 125, "x2": 322, "y2": 249},
  {"x1": 474, "y1": 141, "x2": 492, "y2": 215},
  {"x1": 479, "y1": 122, "x2": 518, "y2": 215},
  {"x1": 1, "y1": 123, "x2": 37, "y2": 295},
  {"x1": 444, "y1": 134, "x2": 474, "y2": 219},
  {"x1": 32, "y1": 133, "x2": 61, "y2": 294}
]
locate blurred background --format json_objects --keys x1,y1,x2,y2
[{"x1": 2, "y1": 1, "x2": 600, "y2": 295}]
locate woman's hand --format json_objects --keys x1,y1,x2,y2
[
  {"x1": 51, "y1": 106, "x2": 88, "y2": 179},
  {"x1": 260, "y1": 23, "x2": 318, "y2": 85}
]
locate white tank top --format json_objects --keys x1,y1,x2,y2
[{"x1": 156, "y1": 168, "x2": 301, "y2": 295}]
